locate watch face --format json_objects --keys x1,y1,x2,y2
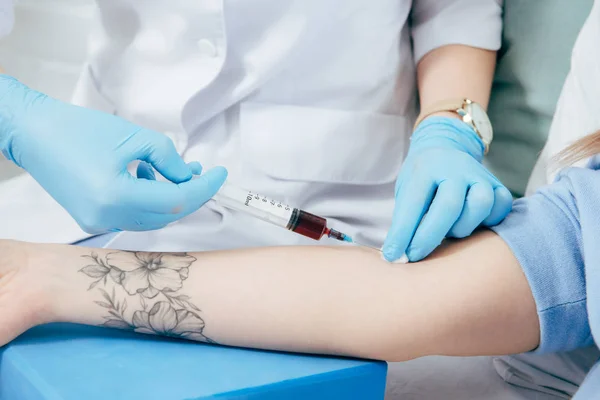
[{"x1": 466, "y1": 101, "x2": 493, "y2": 143}]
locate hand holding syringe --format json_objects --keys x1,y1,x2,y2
[{"x1": 211, "y1": 182, "x2": 381, "y2": 251}]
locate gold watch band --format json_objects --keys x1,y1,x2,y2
[{"x1": 413, "y1": 99, "x2": 465, "y2": 130}]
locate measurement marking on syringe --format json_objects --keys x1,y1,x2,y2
[
  {"x1": 213, "y1": 183, "x2": 356, "y2": 243},
  {"x1": 245, "y1": 191, "x2": 291, "y2": 211}
]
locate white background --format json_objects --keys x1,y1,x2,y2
[{"x1": 0, "y1": 0, "x2": 95, "y2": 181}]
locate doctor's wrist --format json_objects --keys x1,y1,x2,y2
[
  {"x1": 410, "y1": 116, "x2": 485, "y2": 162},
  {"x1": 423, "y1": 111, "x2": 462, "y2": 121}
]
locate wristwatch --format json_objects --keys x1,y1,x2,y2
[{"x1": 413, "y1": 99, "x2": 493, "y2": 154}]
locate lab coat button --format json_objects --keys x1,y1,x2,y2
[{"x1": 196, "y1": 39, "x2": 218, "y2": 57}]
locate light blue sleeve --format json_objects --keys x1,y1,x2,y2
[{"x1": 491, "y1": 168, "x2": 593, "y2": 353}]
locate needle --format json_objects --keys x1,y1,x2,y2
[
  {"x1": 331, "y1": 229, "x2": 383, "y2": 253},
  {"x1": 349, "y1": 239, "x2": 383, "y2": 253}
]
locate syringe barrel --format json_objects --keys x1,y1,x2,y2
[
  {"x1": 212, "y1": 183, "x2": 330, "y2": 241},
  {"x1": 287, "y1": 209, "x2": 327, "y2": 240},
  {"x1": 212, "y1": 183, "x2": 294, "y2": 228}
]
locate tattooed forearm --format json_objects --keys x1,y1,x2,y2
[{"x1": 79, "y1": 251, "x2": 214, "y2": 343}]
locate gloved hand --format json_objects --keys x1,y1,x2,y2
[
  {"x1": 383, "y1": 116, "x2": 513, "y2": 262},
  {"x1": 0, "y1": 75, "x2": 227, "y2": 233}
]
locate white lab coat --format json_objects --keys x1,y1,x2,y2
[
  {"x1": 0, "y1": 3, "x2": 509, "y2": 399},
  {"x1": 0, "y1": 0, "x2": 502, "y2": 252}
]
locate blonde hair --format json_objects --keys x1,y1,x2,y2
[{"x1": 555, "y1": 130, "x2": 600, "y2": 166}]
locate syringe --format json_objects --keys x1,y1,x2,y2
[{"x1": 212, "y1": 182, "x2": 380, "y2": 251}]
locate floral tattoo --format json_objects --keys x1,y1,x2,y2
[{"x1": 80, "y1": 252, "x2": 214, "y2": 343}]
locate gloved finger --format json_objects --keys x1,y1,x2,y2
[
  {"x1": 76, "y1": 221, "x2": 109, "y2": 236},
  {"x1": 121, "y1": 166, "x2": 226, "y2": 215},
  {"x1": 383, "y1": 177, "x2": 437, "y2": 262},
  {"x1": 136, "y1": 161, "x2": 156, "y2": 180},
  {"x1": 120, "y1": 176, "x2": 187, "y2": 214},
  {"x1": 137, "y1": 160, "x2": 201, "y2": 180},
  {"x1": 406, "y1": 180, "x2": 467, "y2": 262},
  {"x1": 134, "y1": 129, "x2": 193, "y2": 184},
  {"x1": 448, "y1": 181, "x2": 495, "y2": 238},
  {"x1": 187, "y1": 161, "x2": 203, "y2": 175},
  {"x1": 119, "y1": 212, "x2": 178, "y2": 232},
  {"x1": 482, "y1": 186, "x2": 513, "y2": 226},
  {"x1": 176, "y1": 166, "x2": 228, "y2": 215}
]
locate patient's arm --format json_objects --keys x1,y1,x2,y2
[{"x1": 0, "y1": 231, "x2": 538, "y2": 361}]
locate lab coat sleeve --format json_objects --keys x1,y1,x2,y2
[
  {"x1": 410, "y1": 0, "x2": 503, "y2": 63},
  {"x1": 0, "y1": 0, "x2": 13, "y2": 38},
  {"x1": 490, "y1": 167, "x2": 593, "y2": 354}
]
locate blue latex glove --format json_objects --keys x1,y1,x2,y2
[
  {"x1": 383, "y1": 116, "x2": 513, "y2": 262},
  {"x1": 0, "y1": 76, "x2": 227, "y2": 233}
]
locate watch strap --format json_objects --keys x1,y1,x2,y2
[{"x1": 413, "y1": 99, "x2": 466, "y2": 130}]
